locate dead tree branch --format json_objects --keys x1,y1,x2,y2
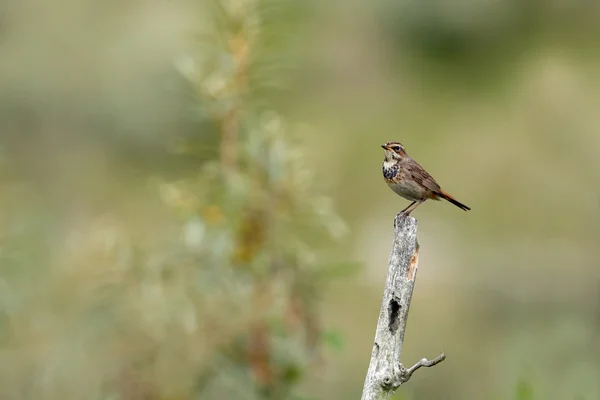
[{"x1": 361, "y1": 215, "x2": 445, "y2": 400}]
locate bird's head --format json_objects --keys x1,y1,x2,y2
[{"x1": 381, "y1": 141, "x2": 407, "y2": 161}]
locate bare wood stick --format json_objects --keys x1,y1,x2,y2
[{"x1": 361, "y1": 215, "x2": 445, "y2": 400}]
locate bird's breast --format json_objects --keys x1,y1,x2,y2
[
  {"x1": 382, "y1": 161, "x2": 426, "y2": 201},
  {"x1": 382, "y1": 162, "x2": 399, "y2": 179}
]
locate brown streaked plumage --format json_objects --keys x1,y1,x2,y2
[{"x1": 381, "y1": 141, "x2": 470, "y2": 216}]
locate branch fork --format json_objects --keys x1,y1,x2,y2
[{"x1": 380, "y1": 353, "x2": 447, "y2": 391}]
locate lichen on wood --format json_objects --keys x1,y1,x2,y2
[{"x1": 361, "y1": 215, "x2": 445, "y2": 400}]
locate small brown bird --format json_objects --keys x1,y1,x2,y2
[{"x1": 381, "y1": 141, "x2": 470, "y2": 216}]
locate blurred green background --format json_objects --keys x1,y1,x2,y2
[{"x1": 0, "y1": 0, "x2": 599, "y2": 399}]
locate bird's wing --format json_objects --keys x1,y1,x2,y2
[{"x1": 406, "y1": 160, "x2": 441, "y2": 193}]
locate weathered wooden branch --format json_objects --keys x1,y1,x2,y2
[{"x1": 361, "y1": 215, "x2": 446, "y2": 400}]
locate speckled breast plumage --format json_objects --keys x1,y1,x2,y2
[{"x1": 382, "y1": 164, "x2": 398, "y2": 180}]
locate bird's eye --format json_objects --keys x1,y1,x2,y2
[{"x1": 393, "y1": 146, "x2": 401, "y2": 151}]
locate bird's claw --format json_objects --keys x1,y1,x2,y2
[{"x1": 394, "y1": 212, "x2": 407, "y2": 227}]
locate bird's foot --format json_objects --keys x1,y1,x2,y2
[{"x1": 394, "y1": 212, "x2": 408, "y2": 227}]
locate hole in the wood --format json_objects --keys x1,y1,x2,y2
[{"x1": 388, "y1": 297, "x2": 401, "y2": 334}]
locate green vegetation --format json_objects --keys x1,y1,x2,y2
[{"x1": 0, "y1": 0, "x2": 599, "y2": 399}]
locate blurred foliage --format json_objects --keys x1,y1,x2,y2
[
  {"x1": 515, "y1": 378, "x2": 534, "y2": 400},
  {"x1": 152, "y1": 111, "x2": 349, "y2": 398},
  {"x1": 0, "y1": 0, "x2": 351, "y2": 399},
  {"x1": 0, "y1": 0, "x2": 599, "y2": 399},
  {"x1": 380, "y1": 0, "x2": 600, "y2": 88}
]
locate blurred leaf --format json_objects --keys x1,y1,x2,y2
[
  {"x1": 322, "y1": 329, "x2": 345, "y2": 352},
  {"x1": 282, "y1": 363, "x2": 304, "y2": 385},
  {"x1": 515, "y1": 378, "x2": 534, "y2": 400}
]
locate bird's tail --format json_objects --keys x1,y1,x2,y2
[{"x1": 438, "y1": 189, "x2": 471, "y2": 211}]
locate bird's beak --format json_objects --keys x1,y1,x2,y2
[{"x1": 381, "y1": 144, "x2": 388, "y2": 150}]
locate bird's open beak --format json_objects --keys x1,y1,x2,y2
[{"x1": 381, "y1": 144, "x2": 388, "y2": 150}]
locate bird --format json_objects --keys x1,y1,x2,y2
[{"x1": 381, "y1": 141, "x2": 470, "y2": 216}]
